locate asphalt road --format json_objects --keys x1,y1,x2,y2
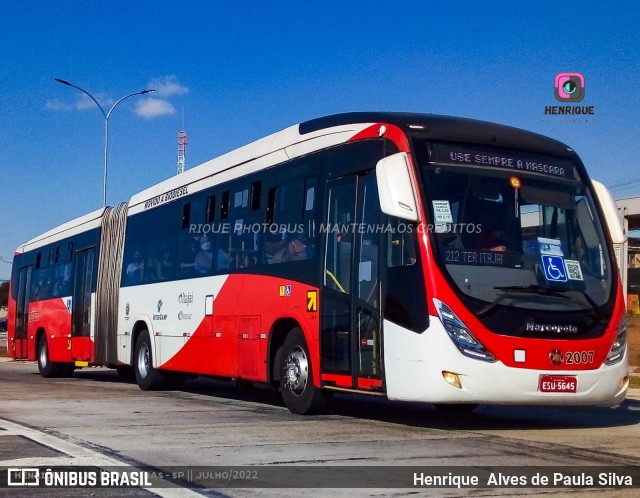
[{"x1": 1, "y1": 358, "x2": 640, "y2": 497}]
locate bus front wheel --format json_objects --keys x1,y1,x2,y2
[
  {"x1": 134, "y1": 330, "x2": 167, "y2": 390},
  {"x1": 279, "y1": 328, "x2": 329, "y2": 415}
]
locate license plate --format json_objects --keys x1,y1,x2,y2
[{"x1": 538, "y1": 375, "x2": 577, "y2": 393}]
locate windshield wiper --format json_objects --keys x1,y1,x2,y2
[
  {"x1": 494, "y1": 284, "x2": 571, "y2": 295},
  {"x1": 476, "y1": 284, "x2": 606, "y2": 325},
  {"x1": 570, "y1": 289, "x2": 607, "y2": 325},
  {"x1": 476, "y1": 284, "x2": 569, "y2": 318}
]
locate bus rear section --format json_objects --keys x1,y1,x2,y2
[{"x1": 8, "y1": 206, "x2": 127, "y2": 377}]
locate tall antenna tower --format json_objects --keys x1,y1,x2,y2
[{"x1": 177, "y1": 129, "x2": 187, "y2": 175}]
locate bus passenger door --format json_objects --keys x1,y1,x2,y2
[
  {"x1": 354, "y1": 172, "x2": 383, "y2": 389},
  {"x1": 71, "y1": 247, "x2": 95, "y2": 362},
  {"x1": 321, "y1": 172, "x2": 383, "y2": 390},
  {"x1": 14, "y1": 266, "x2": 32, "y2": 359}
]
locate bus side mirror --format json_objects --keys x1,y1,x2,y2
[
  {"x1": 591, "y1": 180, "x2": 625, "y2": 244},
  {"x1": 376, "y1": 152, "x2": 419, "y2": 222}
]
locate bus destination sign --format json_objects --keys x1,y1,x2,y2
[{"x1": 427, "y1": 143, "x2": 576, "y2": 179}]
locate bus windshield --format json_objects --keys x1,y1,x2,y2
[{"x1": 420, "y1": 151, "x2": 614, "y2": 314}]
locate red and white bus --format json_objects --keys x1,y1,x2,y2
[{"x1": 8, "y1": 113, "x2": 628, "y2": 414}]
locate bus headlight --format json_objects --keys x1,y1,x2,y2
[
  {"x1": 433, "y1": 299, "x2": 496, "y2": 362},
  {"x1": 604, "y1": 319, "x2": 627, "y2": 366}
]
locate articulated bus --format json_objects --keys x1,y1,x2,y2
[{"x1": 8, "y1": 113, "x2": 628, "y2": 414}]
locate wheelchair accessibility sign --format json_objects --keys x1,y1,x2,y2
[{"x1": 541, "y1": 255, "x2": 567, "y2": 282}]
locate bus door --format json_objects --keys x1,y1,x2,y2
[
  {"x1": 14, "y1": 265, "x2": 32, "y2": 359},
  {"x1": 321, "y1": 172, "x2": 383, "y2": 391},
  {"x1": 71, "y1": 247, "x2": 95, "y2": 361}
]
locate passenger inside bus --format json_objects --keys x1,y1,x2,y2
[
  {"x1": 484, "y1": 228, "x2": 509, "y2": 252},
  {"x1": 263, "y1": 232, "x2": 288, "y2": 264},
  {"x1": 155, "y1": 246, "x2": 175, "y2": 280},
  {"x1": 194, "y1": 236, "x2": 213, "y2": 274},
  {"x1": 126, "y1": 251, "x2": 144, "y2": 284},
  {"x1": 216, "y1": 243, "x2": 230, "y2": 270},
  {"x1": 263, "y1": 232, "x2": 310, "y2": 264},
  {"x1": 287, "y1": 237, "x2": 308, "y2": 261},
  {"x1": 179, "y1": 236, "x2": 213, "y2": 274}
]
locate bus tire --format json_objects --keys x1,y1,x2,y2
[
  {"x1": 57, "y1": 364, "x2": 75, "y2": 378},
  {"x1": 37, "y1": 336, "x2": 60, "y2": 378},
  {"x1": 134, "y1": 330, "x2": 167, "y2": 390},
  {"x1": 116, "y1": 365, "x2": 136, "y2": 381},
  {"x1": 165, "y1": 372, "x2": 189, "y2": 390},
  {"x1": 278, "y1": 328, "x2": 329, "y2": 415}
]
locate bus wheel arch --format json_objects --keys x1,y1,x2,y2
[
  {"x1": 133, "y1": 328, "x2": 167, "y2": 390},
  {"x1": 130, "y1": 319, "x2": 153, "y2": 365},
  {"x1": 36, "y1": 329, "x2": 74, "y2": 378},
  {"x1": 268, "y1": 318, "x2": 300, "y2": 387},
  {"x1": 37, "y1": 330, "x2": 59, "y2": 378},
  {"x1": 35, "y1": 328, "x2": 46, "y2": 360}
]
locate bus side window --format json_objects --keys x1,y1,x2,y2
[
  {"x1": 358, "y1": 174, "x2": 380, "y2": 308},
  {"x1": 181, "y1": 203, "x2": 191, "y2": 229},
  {"x1": 263, "y1": 179, "x2": 312, "y2": 264},
  {"x1": 383, "y1": 216, "x2": 428, "y2": 332},
  {"x1": 31, "y1": 268, "x2": 52, "y2": 301},
  {"x1": 387, "y1": 217, "x2": 416, "y2": 267},
  {"x1": 221, "y1": 191, "x2": 230, "y2": 219},
  {"x1": 250, "y1": 181, "x2": 261, "y2": 211},
  {"x1": 206, "y1": 195, "x2": 216, "y2": 223},
  {"x1": 125, "y1": 249, "x2": 145, "y2": 284},
  {"x1": 325, "y1": 181, "x2": 356, "y2": 292},
  {"x1": 178, "y1": 234, "x2": 199, "y2": 277}
]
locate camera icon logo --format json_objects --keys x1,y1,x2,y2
[{"x1": 555, "y1": 72, "x2": 585, "y2": 102}]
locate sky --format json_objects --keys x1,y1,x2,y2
[{"x1": 1, "y1": 1, "x2": 639, "y2": 281}]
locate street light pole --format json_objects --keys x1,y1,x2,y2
[{"x1": 54, "y1": 78, "x2": 155, "y2": 207}]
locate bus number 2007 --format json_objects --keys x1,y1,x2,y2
[{"x1": 565, "y1": 351, "x2": 595, "y2": 365}]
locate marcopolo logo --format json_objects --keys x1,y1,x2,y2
[
  {"x1": 526, "y1": 322, "x2": 578, "y2": 334},
  {"x1": 554, "y1": 72, "x2": 585, "y2": 102}
]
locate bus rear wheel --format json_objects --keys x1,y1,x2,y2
[
  {"x1": 37, "y1": 336, "x2": 73, "y2": 378},
  {"x1": 134, "y1": 330, "x2": 167, "y2": 390},
  {"x1": 38, "y1": 336, "x2": 58, "y2": 377},
  {"x1": 278, "y1": 328, "x2": 329, "y2": 415}
]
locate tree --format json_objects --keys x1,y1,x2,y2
[{"x1": 0, "y1": 281, "x2": 8, "y2": 308}]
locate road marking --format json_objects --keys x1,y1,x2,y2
[{"x1": 0, "y1": 417, "x2": 208, "y2": 497}]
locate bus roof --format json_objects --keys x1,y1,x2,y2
[
  {"x1": 17, "y1": 113, "x2": 580, "y2": 251},
  {"x1": 16, "y1": 207, "x2": 106, "y2": 254},
  {"x1": 300, "y1": 112, "x2": 575, "y2": 158},
  {"x1": 128, "y1": 112, "x2": 577, "y2": 213}
]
